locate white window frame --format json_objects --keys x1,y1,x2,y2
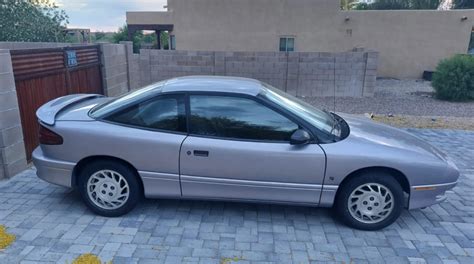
[
  {"x1": 170, "y1": 35, "x2": 176, "y2": 50},
  {"x1": 279, "y1": 36, "x2": 295, "y2": 52}
]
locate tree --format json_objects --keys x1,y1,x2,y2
[
  {"x1": 453, "y1": 0, "x2": 474, "y2": 9},
  {"x1": 341, "y1": 0, "x2": 358, "y2": 10},
  {"x1": 410, "y1": 0, "x2": 442, "y2": 9},
  {"x1": 113, "y1": 25, "x2": 171, "y2": 52},
  {"x1": 370, "y1": 0, "x2": 410, "y2": 9},
  {"x1": 353, "y1": 3, "x2": 370, "y2": 10},
  {"x1": 160, "y1": 31, "x2": 169, "y2": 50},
  {"x1": 94, "y1": 31, "x2": 106, "y2": 41},
  {"x1": 353, "y1": 0, "x2": 441, "y2": 9},
  {"x1": 113, "y1": 25, "x2": 143, "y2": 52},
  {"x1": 0, "y1": 0, "x2": 68, "y2": 42},
  {"x1": 90, "y1": 31, "x2": 115, "y2": 44}
]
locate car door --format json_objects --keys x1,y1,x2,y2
[
  {"x1": 100, "y1": 93, "x2": 187, "y2": 198},
  {"x1": 179, "y1": 94, "x2": 326, "y2": 204}
]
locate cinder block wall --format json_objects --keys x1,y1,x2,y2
[
  {"x1": 148, "y1": 50, "x2": 215, "y2": 82},
  {"x1": 138, "y1": 49, "x2": 152, "y2": 88},
  {"x1": 119, "y1": 41, "x2": 141, "y2": 91},
  {"x1": 0, "y1": 50, "x2": 27, "y2": 179},
  {"x1": 223, "y1": 52, "x2": 288, "y2": 93},
  {"x1": 100, "y1": 43, "x2": 131, "y2": 96},
  {"x1": 132, "y1": 49, "x2": 378, "y2": 97},
  {"x1": 129, "y1": 54, "x2": 141, "y2": 90}
]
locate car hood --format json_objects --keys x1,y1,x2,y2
[{"x1": 340, "y1": 114, "x2": 448, "y2": 162}]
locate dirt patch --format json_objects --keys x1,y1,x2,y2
[
  {"x1": 302, "y1": 79, "x2": 474, "y2": 117},
  {"x1": 368, "y1": 115, "x2": 474, "y2": 130},
  {"x1": 409, "y1": 91, "x2": 435, "y2": 98}
]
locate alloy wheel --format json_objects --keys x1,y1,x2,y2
[
  {"x1": 347, "y1": 183, "x2": 394, "y2": 224},
  {"x1": 86, "y1": 170, "x2": 130, "y2": 210}
]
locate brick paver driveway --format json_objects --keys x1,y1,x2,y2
[{"x1": 0, "y1": 129, "x2": 473, "y2": 264}]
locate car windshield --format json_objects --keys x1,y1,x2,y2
[
  {"x1": 260, "y1": 82, "x2": 335, "y2": 134},
  {"x1": 90, "y1": 81, "x2": 165, "y2": 118}
]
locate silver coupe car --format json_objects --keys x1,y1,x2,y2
[{"x1": 33, "y1": 76, "x2": 459, "y2": 230}]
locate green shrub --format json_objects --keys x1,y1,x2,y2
[{"x1": 432, "y1": 55, "x2": 474, "y2": 101}]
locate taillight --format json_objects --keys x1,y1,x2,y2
[{"x1": 39, "y1": 125, "x2": 63, "y2": 145}]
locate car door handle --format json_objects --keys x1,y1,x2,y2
[{"x1": 193, "y1": 150, "x2": 209, "y2": 157}]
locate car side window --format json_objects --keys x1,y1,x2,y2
[
  {"x1": 105, "y1": 95, "x2": 186, "y2": 133},
  {"x1": 189, "y1": 95, "x2": 298, "y2": 141}
]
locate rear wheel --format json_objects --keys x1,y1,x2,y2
[
  {"x1": 79, "y1": 160, "x2": 140, "y2": 217},
  {"x1": 335, "y1": 172, "x2": 404, "y2": 230}
]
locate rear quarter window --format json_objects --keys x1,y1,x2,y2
[{"x1": 104, "y1": 95, "x2": 186, "y2": 133}]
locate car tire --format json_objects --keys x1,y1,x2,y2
[
  {"x1": 79, "y1": 160, "x2": 141, "y2": 217},
  {"x1": 335, "y1": 172, "x2": 404, "y2": 231}
]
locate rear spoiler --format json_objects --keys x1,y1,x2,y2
[{"x1": 36, "y1": 94, "x2": 104, "y2": 125}]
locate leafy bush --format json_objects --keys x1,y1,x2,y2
[{"x1": 432, "y1": 55, "x2": 474, "y2": 101}]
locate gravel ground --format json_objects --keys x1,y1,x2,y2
[
  {"x1": 302, "y1": 79, "x2": 474, "y2": 117},
  {"x1": 370, "y1": 115, "x2": 474, "y2": 131}
]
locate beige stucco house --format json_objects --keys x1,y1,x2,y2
[{"x1": 126, "y1": 0, "x2": 474, "y2": 79}]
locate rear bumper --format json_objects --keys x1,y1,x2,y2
[
  {"x1": 32, "y1": 147, "x2": 75, "y2": 188},
  {"x1": 408, "y1": 181, "x2": 457, "y2": 209}
]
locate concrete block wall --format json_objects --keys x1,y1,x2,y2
[
  {"x1": 147, "y1": 50, "x2": 215, "y2": 82},
  {"x1": 363, "y1": 52, "x2": 379, "y2": 96},
  {"x1": 119, "y1": 41, "x2": 141, "y2": 91},
  {"x1": 223, "y1": 52, "x2": 288, "y2": 93},
  {"x1": 0, "y1": 41, "x2": 379, "y2": 98},
  {"x1": 295, "y1": 52, "x2": 367, "y2": 97},
  {"x1": 100, "y1": 43, "x2": 130, "y2": 97},
  {"x1": 0, "y1": 50, "x2": 27, "y2": 179},
  {"x1": 135, "y1": 49, "x2": 378, "y2": 97},
  {"x1": 138, "y1": 49, "x2": 152, "y2": 88},
  {"x1": 129, "y1": 54, "x2": 141, "y2": 90}
]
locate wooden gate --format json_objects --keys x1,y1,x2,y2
[{"x1": 11, "y1": 45, "x2": 104, "y2": 161}]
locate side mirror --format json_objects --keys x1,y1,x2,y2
[{"x1": 290, "y1": 129, "x2": 312, "y2": 145}]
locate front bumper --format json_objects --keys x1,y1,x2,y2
[
  {"x1": 32, "y1": 147, "x2": 75, "y2": 188},
  {"x1": 408, "y1": 181, "x2": 457, "y2": 209}
]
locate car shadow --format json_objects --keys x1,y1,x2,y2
[
  {"x1": 64, "y1": 188, "x2": 340, "y2": 223},
  {"x1": 57, "y1": 188, "x2": 416, "y2": 232}
]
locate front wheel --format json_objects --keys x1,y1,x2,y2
[
  {"x1": 335, "y1": 172, "x2": 404, "y2": 230},
  {"x1": 79, "y1": 160, "x2": 141, "y2": 217}
]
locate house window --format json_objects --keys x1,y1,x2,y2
[
  {"x1": 279, "y1": 37, "x2": 295, "y2": 52},
  {"x1": 170, "y1": 35, "x2": 176, "y2": 50}
]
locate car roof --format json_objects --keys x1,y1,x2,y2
[{"x1": 161, "y1": 76, "x2": 264, "y2": 96}]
